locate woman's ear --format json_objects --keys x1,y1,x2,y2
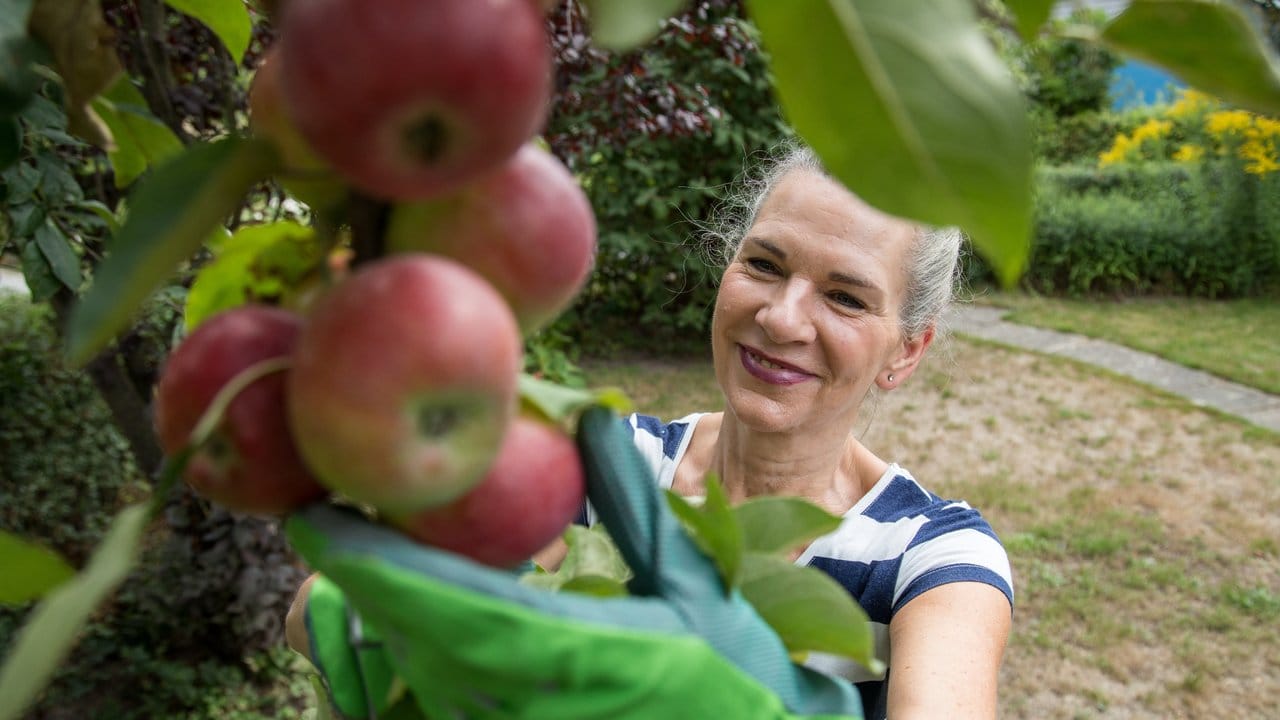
[{"x1": 877, "y1": 324, "x2": 935, "y2": 390}]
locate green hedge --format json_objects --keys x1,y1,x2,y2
[
  {"x1": 0, "y1": 294, "x2": 309, "y2": 719},
  {"x1": 970, "y1": 162, "x2": 1280, "y2": 297},
  {"x1": 0, "y1": 295, "x2": 142, "y2": 564}
]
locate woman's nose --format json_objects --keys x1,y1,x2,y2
[{"x1": 755, "y1": 281, "x2": 816, "y2": 344}]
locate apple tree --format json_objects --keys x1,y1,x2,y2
[{"x1": 3, "y1": 0, "x2": 1280, "y2": 718}]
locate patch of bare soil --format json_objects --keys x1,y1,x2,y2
[{"x1": 861, "y1": 338, "x2": 1280, "y2": 720}]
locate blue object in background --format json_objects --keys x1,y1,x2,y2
[{"x1": 1110, "y1": 60, "x2": 1186, "y2": 109}]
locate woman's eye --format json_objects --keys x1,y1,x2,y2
[
  {"x1": 747, "y1": 258, "x2": 780, "y2": 274},
  {"x1": 830, "y1": 291, "x2": 864, "y2": 310}
]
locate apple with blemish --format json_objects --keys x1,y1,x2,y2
[{"x1": 286, "y1": 254, "x2": 523, "y2": 513}]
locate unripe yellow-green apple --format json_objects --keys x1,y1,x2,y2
[
  {"x1": 248, "y1": 47, "x2": 348, "y2": 215},
  {"x1": 154, "y1": 305, "x2": 327, "y2": 516},
  {"x1": 390, "y1": 416, "x2": 585, "y2": 568},
  {"x1": 287, "y1": 255, "x2": 523, "y2": 513},
  {"x1": 278, "y1": 0, "x2": 552, "y2": 201},
  {"x1": 386, "y1": 144, "x2": 596, "y2": 333}
]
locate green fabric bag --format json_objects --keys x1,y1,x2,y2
[{"x1": 287, "y1": 406, "x2": 864, "y2": 720}]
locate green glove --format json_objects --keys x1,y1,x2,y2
[{"x1": 287, "y1": 406, "x2": 864, "y2": 720}]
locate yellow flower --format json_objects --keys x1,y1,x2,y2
[
  {"x1": 1240, "y1": 137, "x2": 1278, "y2": 175},
  {"x1": 1099, "y1": 133, "x2": 1135, "y2": 166},
  {"x1": 1252, "y1": 116, "x2": 1280, "y2": 139},
  {"x1": 1172, "y1": 144, "x2": 1204, "y2": 162},
  {"x1": 1130, "y1": 119, "x2": 1173, "y2": 147},
  {"x1": 1206, "y1": 109, "x2": 1254, "y2": 138},
  {"x1": 1166, "y1": 88, "x2": 1215, "y2": 119}
]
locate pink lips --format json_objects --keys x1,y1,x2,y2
[{"x1": 738, "y1": 345, "x2": 813, "y2": 385}]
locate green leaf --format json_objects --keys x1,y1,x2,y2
[
  {"x1": 665, "y1": 474, "x2": 742, "y2": 591},
  {"x1": 1004, "y1": 0, "x2": 1055, "y2": 41},
  {"x1": 0, "y1": 115, "x2": 20, "y2": 170},
  {"x1": 521, "y1": 524, "x2": 632, "y2": 592},
  {"x1": 92, "y1": 77, "x2": 184, "y2": 187},
  {"x1": 33, "y1": 218, "x2": 80, "y2": 290},
  {"x1": 164, "y1": 0, "x2": 252, "y2": 63},
  {"x1": 8, "y1": 202, "x2": 43, "y2": 236},
  {"x1": 184, "y1": 220, "x2": 320, "y2": 331},
  {"x1": 580, "y1": 0, "x2": 687, "y2": 51},
  {"x1": 0, "y1": 0, "x2": 44, "y2": 115},
  {"x1": 1100, "y1": 0, "x2": 1280, "y2": 118},
  {"x1": 733, "y1": 496, "x2": 842, "y2": 555},
  {"x1": 19, "y1": 239, "x2": 58, "y2": 302},
  {"x1": 65, "y1": 135, "x2": 278, "y2": 366},
  {"x1": 518, "y1": 373, "x2": 632, "y2": 426},
  {"x1": 0, "y1": 504, "x2": 149, "y2": 720},
  {"x1": 0, "y1": 531, "x2": 74, "y2": 605},
  {"x1": 739, "y1": 551, "x2": 883, "y2": 673},
  {"x1": 748, "y1": 0, "x2": 1033, "y2": 288},
  {"x1": 557, "y1": 574, "x2": 631, "y2": 597}
]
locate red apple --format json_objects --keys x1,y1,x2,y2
[
  {"x1": 390, "y1": 416, "x2": 585, "y2": 568},
  {"x1": 278, "y1": 0, "x2": 552, "y2": 201},
  {"x1": 287, "y1": 254, "x2": 523, "y2": 513},
  {"x1": 385, "y1": 144, "x2": 597, "y2": 334},
  {"x1": 154, "y1": 305, "x2": 326, "y2": 515},
  {"x1": 247, "y1": 47, "x2": 347, "y2": 214}
]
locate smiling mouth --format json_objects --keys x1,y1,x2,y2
[{"x1": 739, "y1": 345, "x2": 812, "y2": 384}]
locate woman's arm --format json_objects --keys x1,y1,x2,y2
[{"x1": 886, "y1": 581, "x2": 1012, "y2": 719}]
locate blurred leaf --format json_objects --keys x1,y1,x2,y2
[
  {"x1": 35, "y1": 150, "x2": 82, "y2": 203},
  {"x1": 518, "y1": 373, "x2": 632, "y2": 427},
  {"x1": 33, "y1": 218, "x2": 79, "y2": 289},
  {"x1": 65, "y1": 136, "x2": 278, "y2": 366},
  {"x1": 8, "y1": 202, "x2": 43, "y2": 236},
  {"x1": 734, "y1": 496, "x2": 842, "y2": 555},
  {"x1": 165, "y1": 0, "x2": 252, "y2": 63},
  {"x1": 749, "y1": 0, "x2": 1033, "y2": 287},
  {"x1": 1004, "y1": 0, "x2": 1055, "y2": 41},
  {"x1": 1100, "y1": 0, "x2": 1280, "y2": 117},
  {"x1": 665, "y1": 474, "x2": 742, "y2": 591},
  {"x1": 184, "y1": 220, "x2": 321, "y2": 331},
  {"x1": 739, "y1": 551, "x2": 883, "y2": 673},
  {"x1": 521, "y1": 524, "x2": 632, "y2": 592},
  {"x1": 0, "y1": 531, "x2": 74, "y2": 605},
  {"x1": 0, "y1": 504, "x2": 149, "y2": 720},
  {"x1": 27, "y1": 0, "x2": 121, "y2": 147},
  {"x1": 1, "y1": 158, "x2": 38, "y2": 202},
  {"x1": 92, "y1": 77, "x2": 183, "y2": 187},
  {"x1": 580, "y1": 0, "x2": 687, "y2": 51},
  {"x1": 557, "y1": 574, "x2": 631, "y2": 597},
  {"x1": 0, "y1": 116, "x2": 19, "y2": 169},
  {"x1": 18, "y1": 240, "x2": 58, "y2": 301},
  {"x1": 0, "y1": 0, "x2": 44, "y2": 115},
  {"x1": 75, "y1": 198, "x2": 119, "y2": 233}
]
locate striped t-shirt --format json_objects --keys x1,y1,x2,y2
[{"x1": 618, "y1": 412, "x2": 1015, "y2": 688}]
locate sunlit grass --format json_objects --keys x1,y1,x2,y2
[{"x1": 978, "y1": 292, "x2": 1280, "y2": 394}]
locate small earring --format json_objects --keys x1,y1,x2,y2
[{"x1": 887, "y1": 374, "x2": 895, "y2": 383}]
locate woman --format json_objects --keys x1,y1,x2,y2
[{"x1": 564, "y1": 144, "x2": 1014, "y2": 719}]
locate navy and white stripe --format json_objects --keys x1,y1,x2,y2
[{"x1": 622, "y1": 412, "x2": 1014, "y2": 685}]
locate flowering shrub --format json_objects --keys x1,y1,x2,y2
[{"x1": 1099, "y1": 89, "x2": 1280, "y2": 175}]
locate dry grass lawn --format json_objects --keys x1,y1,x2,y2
[{"x1": 583, "y1": 336, "x2": 1280, "y2": 720}]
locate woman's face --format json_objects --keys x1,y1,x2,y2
[{"x1": 711, "y1": 169, "x2": 931, "y2": 434}]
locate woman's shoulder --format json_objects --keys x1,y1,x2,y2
[
  {"x1": 623, "y1": 412, "x2": 709, "y2": 462},
  {"x1": 804, "y1": 465, "x2": 1015, "y2": 618}
]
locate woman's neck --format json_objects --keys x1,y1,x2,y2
[{"x1": 701, "y1": 410, "x2": 877, "y2": 516}]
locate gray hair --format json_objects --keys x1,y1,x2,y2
[{"x1": 704, "y1": 142, "x2": 964, "y2": 340}]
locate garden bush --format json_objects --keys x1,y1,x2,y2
[
  {"x1": 0, "y1": 293, "x2": 309, "y2": 719},
  {"x1": 544, "y1": 0, "x2": 790, "y2": 353},
  {"x1": 970, "y1": 161, "x2": 1280, "y2": 297}
]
